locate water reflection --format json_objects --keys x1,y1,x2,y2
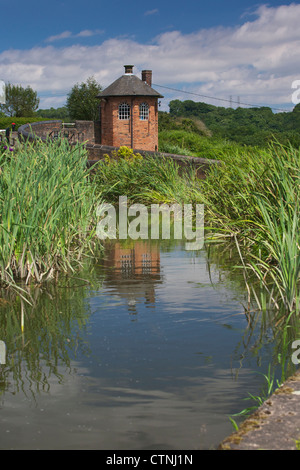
[
  {"x1": 102, "y1": 240, "x2": 162, "y2": 313},
  {"x1": 0, "y1": 273, "x2": 97, "y2": 400},
  {"x1": 0, "y1": 239, "x2": 298, "y2": 449}
]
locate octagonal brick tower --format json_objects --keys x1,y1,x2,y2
[{"x1": 98, "y1": 65, "x2": 163, "y2": 152}]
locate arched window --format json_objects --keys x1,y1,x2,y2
[
  {"x1": 139, "y1": 102, "x2": 149, "y2": 120},
  {"x1": 118, "y1": 102, "x2": 130, "y2": 120}
]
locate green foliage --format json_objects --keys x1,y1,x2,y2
[
  {"x1": 199, "y1": 141, "x2": 300, "y2": 315},
  {"x1": 169, "y1": 99, "x2": 215, "y2": 118},
  {"x1": 168, "y1": 99, "x2": 300, "y2": 148},
  {"x1": 0, "y1": 140, "x2": 14, "y2": 155},
  {"x1": 0, "y1": 116, "x2": 54, "y2": 131},
  {"x1": 0, "y1": 83, "x2": 40, "y2": 117},
  {"x1": 158, "y1": 112, "x2": 211, "y2": 136},
  {"x1": 36, "y1": 106, "x2": 70, "y2": 121},
  {"x1": 94, "y1": 147, "x2": 202, "y2": 205},
  {"x1": 66, "y1": 76, "x2": 102, "y2": 121},
  {"x1": 103, "y1": 146, "x2": 143, "y2": 164},
  {"x1": 159, "y1": 129, "x2": 198, "y2": 156},
  {"x1": 230, "y1": 364, "x2": 282, "y2": 420},
  {"x1": 0, "y1": 138, "x2": 101, "y2": 290},
  {"x1": 158, "y1": 128, "x2": 248, "y2": 160}
]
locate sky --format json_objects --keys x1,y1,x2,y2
[{"x1": 1, "y1": 0, "x2": 300, "y2": 112}]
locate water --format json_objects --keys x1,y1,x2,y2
[{"x1": 0, "y1": 239, "x2": 290, "y2": 449}]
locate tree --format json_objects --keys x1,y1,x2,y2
[
  {"x1": 0, "y1": 83, "x2": 40, "y2": 117},
  {"x1": 36, "y1": 106, "x2": 70, "y2": 120},
  {"x1": 66, "y1": 76, "x2": 102, "y2": 121}
]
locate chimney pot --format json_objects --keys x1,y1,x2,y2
[{"x1": 124, "y1": 65, "x2": 134, "y2": 74}]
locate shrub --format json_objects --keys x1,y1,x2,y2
[{"x1": 0, "y1": 116, "x2": 58, "y2": 131}]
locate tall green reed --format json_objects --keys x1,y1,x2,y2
[
  {"x1": 200, "y1": 141, "x2": 300, "y2": 316},
  {"x1": 0, "y1": 138, "x2": 101, "y2": 289},
  {"x1": 246, "y1": 144, "x2": 300, "y2": 314}
]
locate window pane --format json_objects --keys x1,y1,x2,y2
[
  {"x1": 119, "y1": 103, "x2": 130, "y2": 120},
  {"x1": 139, "y1": 102, "x2": 149, "y2": 120}
]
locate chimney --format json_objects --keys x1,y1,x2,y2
[
  {"x1": 124, "y1": 65, "x2": 134, "y2": 74},
  {"x1": 142, "y1": 70, "x2": 152, "y2": 87}
]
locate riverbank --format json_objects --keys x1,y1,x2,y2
[{"x1": 219, "y1": 369, "x2": 300, "y2": 450}]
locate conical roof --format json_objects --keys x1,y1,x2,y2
[{"x1": 98, "y1": 70, "x2": 163, "y2": 98}]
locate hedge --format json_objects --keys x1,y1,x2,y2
[{"x1": 0, "y1": 117, "x2": 57, "y2": 130}]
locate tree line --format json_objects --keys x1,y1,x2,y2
[{"x1": 167, "y1": 99, "x2": 300, "y2": 147}]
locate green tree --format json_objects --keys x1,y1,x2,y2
[
  {"x1": 36, "y1": 106, "x2": 70, "y2": 120},
  {"x1": 66, "y1": 76, "x2": 102, "y2": 121},
  {"x1": 0, "y1": 83, "x2": 40, "y2": 117}
]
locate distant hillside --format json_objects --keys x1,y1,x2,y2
[
  {"x1": 158, "y1": 112, "x2": 211, "y2": 137},
  {"x1": 166, "y1": 99, "x2": 300, "y2": 148}
]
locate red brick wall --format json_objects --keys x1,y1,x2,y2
[{"x1": 100, "y1": 96, "x2": 159, "y2": 151}]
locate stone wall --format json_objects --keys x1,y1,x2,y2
[
  {"x1": 18, "y1": 120, "x2": 100, "y2": 144},
  {"x1": 18, "y1": 120, "x2": 62, "y2": 142},
  {"x1": 73, "y1": 120, "x2": 99, "y2": 143}
]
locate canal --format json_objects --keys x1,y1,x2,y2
[{"x1": 0, "y1": 238, "x2": 294, "y2": 449}]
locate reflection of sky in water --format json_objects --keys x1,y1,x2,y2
[{"x1": 0, "y1": 241, "x2": 279, "y2": 450}]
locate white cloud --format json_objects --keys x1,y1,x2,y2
[
  {"x1": 77, "y1": 29, "x2": 104, "y2": 37},
  {"x1": 46, "y1": 29, "x2": 104, "y2": 43},
  {"x1": 144, "y1": 9, "x2": 159, "y2": 16},
  {"x1": 1, "y1": 4, "x2": 299, "y2": 110},
  {"x1": 46, "y1": 31, "x2": 73, "y2": 42}
]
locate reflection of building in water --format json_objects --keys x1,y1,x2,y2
[
  {"x1": 103, "y1": 240, "x2": 162, "y2": 313},
  {"x1": 113, "y1": 242, "x2": 160, "y2": 278}
]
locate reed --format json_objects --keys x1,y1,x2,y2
[
  {"x1": 95, "y1": 150, "x2": 202, "y2": 205},
  {"x1": 246, "y1": 144, "x2": 300, "y2": 314},
  {"x1": 0, "y1": 138, "x2": 101, "y2": 288},
  {"x1": 201, "y1": 141, "x2": 300, "y2": 315}
]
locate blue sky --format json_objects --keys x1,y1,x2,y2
[{"x1": 1, "y1": 0, "x2": 299, "y2": 111}]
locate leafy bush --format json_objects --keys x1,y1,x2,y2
[{"x1": 103, "y1": 146, "x2": 143, "y2": 164}]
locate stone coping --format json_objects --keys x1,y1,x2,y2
[{"x1": 219, "y1": 369, "x2": 300, "y2": 450}]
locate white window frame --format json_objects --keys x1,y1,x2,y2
[
  {"x1": 118, "y1": 102, "x2": 130, "y2": 120},
  {"x1": 139, "y1": 102, "x2": 149, "y2": 121}
]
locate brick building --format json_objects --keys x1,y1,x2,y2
[{"x1": 98, "y1": 65, "x2": 163, "y2": 151}]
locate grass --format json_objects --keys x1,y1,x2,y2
[
  {"x1": 228, "y1": 366, "x2": 279, "y2": 432},
  {"x1": 200, "y1": 141, "x2": 300, "y2": 316},
  {"x1": 0, "y1": 137, "x2": 101, "y2": 292},
  {"x1": 94, "y1": 147, "x2": 203, "y2": 205},
  {"x1": 158, "y1": 128, "x2": 248, "y2": 160}
]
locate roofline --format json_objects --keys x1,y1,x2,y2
[
  {"x1": 97, "y1": 70, "x2": 164, "y2": 99},
  {"x1": 97, "y1": 93, "x2": 164, "y2": 98}
]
